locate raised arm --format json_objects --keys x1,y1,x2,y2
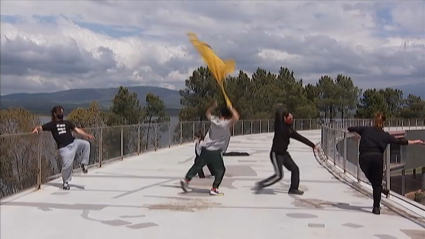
[
  {"x1": 290, "y1": 130, "x2": 316, "y2": 149},
  {"x1": 205, "y1": 101, "x2": 218, "y2": 120},
  {"x1": 227, "y1": 105, "x2": 240, "y2": 125}
]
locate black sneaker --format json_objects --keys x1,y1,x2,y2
[
  {"x1": 372, "y1": 207, "x2": 380, "y2": 215},
  {"x1": 81, "y1": 164, "x2": 88, "y2": 174},
  {"x1": 63, "y1": 182, "x2": 70, "y2": 190},
  {"x1": 288, "y1": 189, "x2": 304, "y2": 195},
  {"x1": 254, "y1": 182, "x2": 263, "y2": 193}
]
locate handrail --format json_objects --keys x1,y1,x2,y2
[{"x1": 1, "y1": 117, "x2": 425, "y2": 200}]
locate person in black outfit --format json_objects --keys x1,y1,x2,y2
[
  {"x1": 255, "y1": 104, "x2": 318, "y2": 195},
  {"x1": 347, "y1": 112, "x2": 424, "y2": 215},
  {"x1": 194, "y1": 131, "x2": 214, "y2": 178},
  {"x1": 32, "y1": 106, "x2": 95, "y2": 190}
]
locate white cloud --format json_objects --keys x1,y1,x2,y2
[{"x1": 1, "y1": 0, "x2": 424, "y2": 95}]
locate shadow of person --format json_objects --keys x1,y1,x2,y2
[{"x1": 46, "y1": 182, "x2": 85, "y2": 190}]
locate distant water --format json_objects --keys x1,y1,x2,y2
[{"x1": 39, "y1": 116, "x2": 179, "y2": 125}]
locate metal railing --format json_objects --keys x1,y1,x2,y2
[
  {"x1": 2, "y1": 118, "x2": 425, "y2": 201},
  {"x1": 319, "y1": 118, "x2": 425, "y2": 206},
  {"x1": 0, "y1": 118, "x2": 321, "y2": 199}
]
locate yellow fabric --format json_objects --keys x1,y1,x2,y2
[{"x1": 187, "y1": 32, "x2": 235, "y2": 106}]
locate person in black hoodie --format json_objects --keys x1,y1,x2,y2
[
  {"x1": 255, "y1": 104, "x2": 318, "y2": 195},
  {"x1": 347, "y1": 112, "x2": 424, "y2": 215}
]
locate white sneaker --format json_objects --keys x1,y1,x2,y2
[
  {"x1": 209, "y1": 188, "x2": 224, "y2": 196},
  {"x1": 180, "y1": 179, "x2": 190, "y2": 192}
]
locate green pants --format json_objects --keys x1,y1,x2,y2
[{"x1": 185, "y1": 148, "x2": 226, "y2": 189}]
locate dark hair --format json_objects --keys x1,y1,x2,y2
[
  {"x1": 274, "y1": 104, "x2": 289, "y2": 122},
  {"x1": 194, "y1": 130, "x2": 204, "y2": 140},
  {"x1": 50, "y1": 105, "x2": 64, "y2": 121},
  {"x1": 374, "y1": 112, "x2": 386, "y2": 128},
  {"x1": 219, "y1": 106, "x2": 233, "y2": 119}
]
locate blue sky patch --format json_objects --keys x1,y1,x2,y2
[
  {"x1": 376, "y1": 7, "x2": 393, "y2": 25},
  {"x1": 1, "y1": 15, "x2": 26, "y2": 24},
  {"x1": 73, "y1": 21, "x2": 143, "y2": 38}
]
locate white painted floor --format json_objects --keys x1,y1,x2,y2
[{"x1": 1, "y1": 130, "x2": 424, "y2": 239}]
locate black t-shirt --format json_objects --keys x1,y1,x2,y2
[
  {"x1": 347, "y1": 126, "x2": 408, "y2": 155},
  {"x1": 42, "y1": 120, "x2": 76, "y2": 149},
  {"x1": 271, "y1": 120, "x2": 316, "y2": 154}
]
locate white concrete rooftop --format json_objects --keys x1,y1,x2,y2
[{"x1": 1, "y1": 130, "x2": 425, "y2": 239}]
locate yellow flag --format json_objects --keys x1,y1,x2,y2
[{"x1": 187, "y1": 32, "x2": 235, "y2": 106}]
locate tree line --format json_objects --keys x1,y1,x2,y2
[{"x1": 178, "y1": 66, "x2": 425, "y2": 122}]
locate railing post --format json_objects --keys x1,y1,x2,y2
[
  {"x1": 242, "y1": 121, "x2": 244, "y2": 135},
  {"x1": 356, "y1": 139, "x2": 360, "y2": 182},
  {"x1": 421, "y1": 167, "x2": 425, "y2": 191},
  {"x1": 232, "y1": 123, "x2": 235, "y2": 136},
  {"x1": 168, "y1": 122, "x2": 171, "y2": 148},
  {"x1": 154, "y1": 124, "x2": 158, "y2": 151},
  {"x1": 333, "y1": 131, "x2": 336, "y2": 166},
  {"x1": 250, "y1": 120, "x2": 252, "y2": 134},
  {"x1": 260, "y1": 120, "x2": 262, "y2": 133},
  {"x1": 385, "y1": 146, "x2": 391, "y2": 190},
  {"x1": 137, "y1": 124, "x2": 141, "y2": 155},
  {"x1": 267, "y1": 119, "x2": 270, "y2": 132},
  {"x1": 37, "y1": 135, "x2": 42, "y2": 190},
  {"x1": 180, "y1": 122, "x2": 183, "y2": 145},
  {"x1": 401, "y1": 169, "x2": 406, "y2": 196},
  {"x1": 120, "y1": 126, "x2": 124, "y2": 160},
  {"x1": 192, "y1": 121, "x2": 195, "y2": 138},
  {"x1": 99, "y1": 127, "x2": 103, "y2": 168},
  {"x1": 310, "y1": 119, "x2": 312, "y2": 130},
  {"x1": 343, "y1": 132, "x2": 347, "y2": 173}
]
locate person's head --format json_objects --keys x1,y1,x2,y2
[
  {"x1": 219, "y1": 106, "x2": 233, "y2": 120},
  {"x1": 374, "y1": 112, "x2": 386, "y2": 128},
  {"x1": 50, "y1": 106, "x2": 64, "y2": 121},
  {"x1": 275, "y1": 104, "x2": 293, "y2": 125},
  {"x1": 194, "y1": 130, "x2": 204, "y2": 140}
]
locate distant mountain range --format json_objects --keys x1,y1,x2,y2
[{"x1": 1, "y1": 86, "x2": 182, "y2": 115}]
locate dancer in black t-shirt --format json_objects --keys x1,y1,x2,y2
[
  {"x1": 348, "y1": 112, "x2": 424, "y2": 215},
  {"x1": 32, "y1": 106, "x2": 94, "y2": 190}
]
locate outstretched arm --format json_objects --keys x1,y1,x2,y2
[
  {"x1": 386, "y1": 133, "x2": 423, "y2": 145},
  {"x1": 32, "y1": 126, "x2": 42, "y2": 133},
  {"x1": 347, "y1": 126, "x2": 366, "y2": 136},
  {"x1": 290, "y1": 130, "x2": 316, "y2": 149},
  {"x1": 32, "y1": 123, "x2": 51, "y2": 133},
  {"x1": 73, "y1": 127, "x2": 94, "y2": 140}
]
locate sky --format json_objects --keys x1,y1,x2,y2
[{"x1": 1, "y1": 0, "x2": 424, "y2": 95}]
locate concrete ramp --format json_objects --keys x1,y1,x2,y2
[{"x1": 1, "y1": 130, "x2": 424, "y2": 239}]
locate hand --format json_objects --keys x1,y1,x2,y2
[
  {"x1": 213, "y1": 101, "x2": 218, "y2": 108},
  {"x1": 413, "y1": 139, "x2": 424, "y2": 144},
  {"x1": 32, "y1": 127, "x2": 39, "y2": 134},
  {"x1": 87, "y1": 134, "x2": 95, "y2": 140}
]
